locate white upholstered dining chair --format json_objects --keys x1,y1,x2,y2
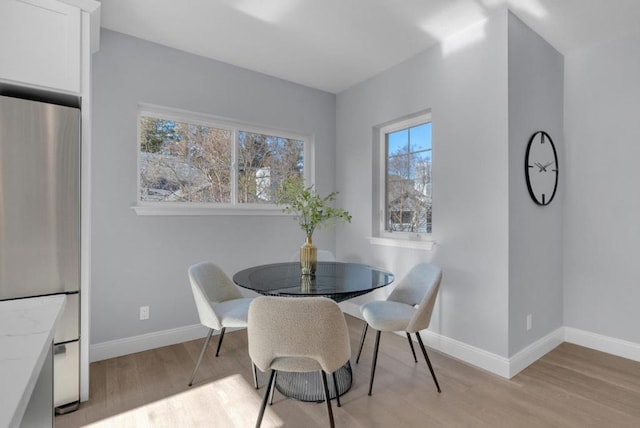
[
  {"x1": 187, "y1": 262, "x2": 256, "y2": 387},
  {"x1": 248, "y1": 296, "x2": 351, "y2": 428},
  {"x1": 355, "y1": 262, "x2": 443, "y2": 395}
]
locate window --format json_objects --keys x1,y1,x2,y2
[
  {"x1": 378, "y1": 112, "x2": 432, "y2": 238},
  {"x1": 136, "y1": 105, "x2": 309, "y2": 213}
]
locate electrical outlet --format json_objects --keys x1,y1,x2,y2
[
  {"x1": 140, "y1": 306, "x2": 149, "y2": 320},
  {"x1": 526, "y1": 314, "x2": 532, "y2": 331}
]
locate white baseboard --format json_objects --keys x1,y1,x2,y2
[
  {"x1": 90, "y1": 324, "x2": 210, "y2": 362},
  {"x1": 90, "y1": 310, "x2": 640, "y2": 382},
  {"x1": 341, "y1": 300, "x2": 513, "y2": 377},
  {"x1": 507, "y1": 328, "x2": 565, "y2": 378},
  {"x1": 342, "y1": 300, "x2": 566, "y2": 379},
  {"x1": 420, "y1": 326, "x2": 640, "y2": 378},
  {"x1": 564, "y1": 327, "x2": 640, "y2": 362},
  {"x1": 420, "y1": 328, "x2": 566, "y2": 379},
  {"x1": 420, "y1": 328, "x2": 512, "y2": 377}
]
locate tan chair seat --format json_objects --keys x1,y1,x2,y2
[
  {"x1": 271, "y1": 356, "x2": 323, "y2": 372},
  {"x1": 361, "y1": 300, "x2": 416, "y2": 332},
  {"x1": 212, "y1": 297, "x2": 253, "y2": 328}
]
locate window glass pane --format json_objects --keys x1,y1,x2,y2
[
  {"x1": 409, "y1": 122, "x2": 431, "y2": 152},
  {"x1": 385, "y1": 121, "x2": 432, "y2": 233},
  {"x1": 138, "y1": 110, "x2": 308, "y2": 208},
  {"x1": 387, "y1": 129, "x2": 408, "y2": 157},
  {"x1": 237, "y1": 131, "x2": 304, "y2": 204},
  {"x1": 139, "y1": 116, "x2": 232, "y2": 203}
]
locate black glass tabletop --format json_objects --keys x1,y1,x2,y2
[{"x1": 233, "y1": 262, "x2": 394, "y2": 302}]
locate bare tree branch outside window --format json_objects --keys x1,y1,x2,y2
[
  {"x1": 238, "y1": 131, "x2": 304, "y2": 204},
  {"x1": 139, "y1": 115, "x2": 305, "y2": 205}
]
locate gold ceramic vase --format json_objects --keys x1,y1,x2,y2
[
  {"x1": 300, "y1": 273, "x2": 313, "y2": 292},
  {"x1": 300, "y1": 235, "x2": 317, "y2": 276}
]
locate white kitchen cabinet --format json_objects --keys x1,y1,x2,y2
[
  {"x1": 54, "y1": 340, "x2": 79, "y2": 409},
  {"x1": 0, "y1": 0, "x2": 82, "y2": 93}
]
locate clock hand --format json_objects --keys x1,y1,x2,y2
[
  {"x1": 542, "y1": 161, "x2": 555, "y2": 170},
  {"x1": 535, "y1": 161, "x2": 555, "y2": 172}
]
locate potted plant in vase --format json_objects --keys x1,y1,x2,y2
[{"x1": 277, "y1": 178, "x2": 352, "y2": 276}]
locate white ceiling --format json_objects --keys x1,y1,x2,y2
[{"x1": 100, "y1": 0, "x2": 640, "y2": 94}]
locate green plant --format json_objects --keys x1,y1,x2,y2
[{"x1": 277, "y1": 178, "x2": 352, "y2": 238}]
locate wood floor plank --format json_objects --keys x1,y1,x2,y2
[
  {"x1": 513, "y1": 368, "x2": 640, "y2": 428},
  {"x1": 55, "y1": 316, "x2": 640, "y2": 427},
  {"x1": 527, "y1": 357, "x2": 640, "y2": 417},
  {"x1": 542, "y1": 342, "x2": 640, "y2": 392}
]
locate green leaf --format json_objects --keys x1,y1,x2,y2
[{"x1": 276, "y1": 177, "x2": 351, "y2": 238}]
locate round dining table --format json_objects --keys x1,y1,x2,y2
[{"x1": 233, "y1": 261, "x2": 394, "y2": 402}]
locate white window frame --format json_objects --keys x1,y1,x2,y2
[
  {"x1": 133, "y1": 104, "x2": 313, "y2": 216},
  {"x1": 370, "y1": 111, "x2": 434, "y2": 250}
]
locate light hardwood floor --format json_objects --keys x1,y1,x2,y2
[{"x1": 56, "y1": 315, "x2": 640, "y2": 427}]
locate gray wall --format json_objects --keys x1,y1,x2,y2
[
  {"x1": 336, "y1": 10, "x2": 511, "y2": 356},
  {"x1": 564, "y1": 31, "x2": 640, "y2": 343},
  {"x1": 91, "y1": 14, "x2": 640, "y2": 362},
  {"x1": 91, "y1": 30, "x2": 336, "y2": 344},
  {"x1": 507, "y1": 14, "x2": 564, "y2": 355}
]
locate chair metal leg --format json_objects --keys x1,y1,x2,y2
[
  {"x1": 252, "y1": 363, "x2": 259, "y2": 389},
  {"x1": 368, "y1": 330, "x2": 381, "y2": 396},
  {"x1": 406, "y1": 332, "x2": 418, "y2": 363},
  {"x1": 332, "y1": 371, "x2": 341, "y2": 407},
  {"x1": 188, "y1": 328, "x2": 214, "y2": 386},
  {"x1": 356, "y1": 322, "x2": 369, "y2": 364},
  {"x1": 268, "y1": 371, "x2": 278, "y2": 405},
  {"x1": 256, "y1": 370, "x2": 276, "y2": 428},
  {"x1": 215, "y1": 327, "x2": 226, "y2": 357},
  {"x1": 321, "y1": 371, "x2": 335, "y2": 428},
  {"x1": 416, "y1": 332, "x2": 441, "y2": 393}
]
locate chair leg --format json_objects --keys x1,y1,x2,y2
[
  {"x1": 268, "y1": 371, "x2": 278, "y2": 405},
  {"x1": 321, "y1": 371, "x2": 335, "y2": 428},
  {"x1": 406, "y1": 332, "x2": 418, "y2": 363},
  {"x1": 256, "y1": 370, "x2": 276, "y2": 428},
  {"x1": 252, "y1": 363, "x2": 259, "y2": 389},
  {"x1": 332, "y1": 371, "x2": 341, "y2": 407},
  {"x1": 215, "y1": 327, "x2": 226, "y2": 357},
  {"x1": 356, "y1": 322, "x2": 369, "y2": 364},
  {"x1": 188, "y1": 328, "x2": 214, "y2": 386},
  {"x1": 416, "y1": 332, "x2": 441, "y2": 393},
  {"x1": 368, "y1": 330, "x2": 381, "y2": 396}
]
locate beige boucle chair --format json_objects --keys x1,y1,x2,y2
[
  {"x1": 355, "y1": 262, "x2": 442, "y2": 396},
  {"x1": 187, "y1": 262, "x2": 255, "y2": 387},
  {"x1": 248, "y1": 296, "x2": 351, "y2": 428}
]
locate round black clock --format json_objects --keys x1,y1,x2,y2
[{"x1": 524, "y1": 131, "x2": 558, "y2": 206}]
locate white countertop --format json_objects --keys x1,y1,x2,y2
[{"x1": 0, "y1": 295, "x2": 66, "y2": 428}]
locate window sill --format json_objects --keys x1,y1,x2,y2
[
  {"x1": 367, "y1": 236, "x2": 435, "y2": 251},
  {"x1": 132, "y1": 204, "x2": 287, "y2": 216}
]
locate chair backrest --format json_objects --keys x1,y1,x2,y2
[
  {"x1": 247, "y1": 296, "x2": 351, "y2": 374},
  {"x1": 387, "y1": 263, "x2": 443, "y2": 333},
  {"x1": 289, "y1": 249, "x2": 336, "y2": 262},
  {"x1": 188, "y1": 262, "x2": 243, "y2": 330}
]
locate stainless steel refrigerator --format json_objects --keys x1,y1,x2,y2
[{"x1": 0, "y1": 95, "x2": 81, "y2": 414}]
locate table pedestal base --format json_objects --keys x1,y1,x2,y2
[{"x1": 275, "y1": 361, "x2": 352, "y2": 402}]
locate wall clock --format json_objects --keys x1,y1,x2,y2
[{"x1": 524, "y1": 131, "x2": 558, "y2": 206}]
